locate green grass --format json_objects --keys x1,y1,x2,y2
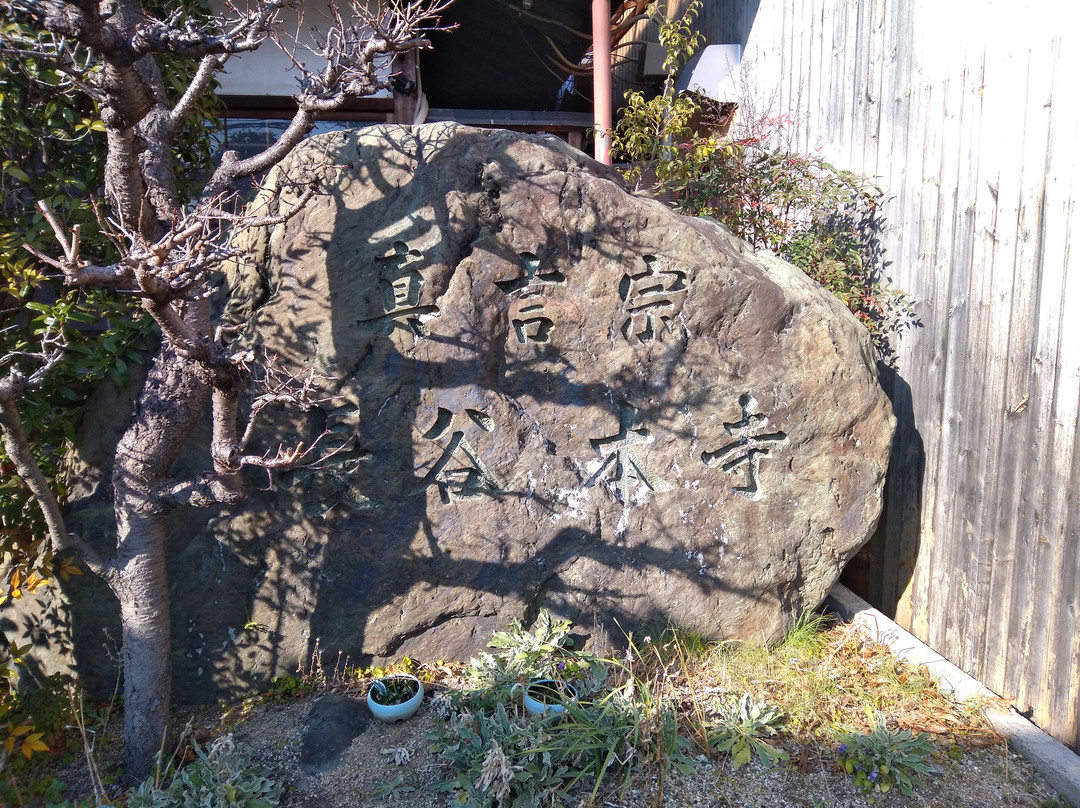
[{"x1": 640, "y1": 611, "x2": 994, "y2": 748}]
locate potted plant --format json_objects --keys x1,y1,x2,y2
[
  {"x1": 367, "y1": 673, "x2": 424, "y2": 722},
  {"x1": 513, "y1": 678, "x2": 579, "y2": 717}
]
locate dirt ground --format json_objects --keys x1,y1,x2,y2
[{"x1": 48, "y1": 690, "x2": 1069, "y2": 808}]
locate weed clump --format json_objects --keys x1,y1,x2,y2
[
  {"x1": 835, "y1": 710, "x2": 935, "y2": 800},
  {"x1": 128, "y1": 735, "x2": 281, "y2": 808}
]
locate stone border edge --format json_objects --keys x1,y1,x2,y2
[{"x1": 825, "y1": 583, "x2": 1080, "y2": 808}]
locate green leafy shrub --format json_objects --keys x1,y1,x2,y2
[
  {"x1": 127, "y1": 736, "x2": 281, "y2": 808},
  {"x1": 673, "y1": 129, "x2": 914, "y2": 357},
  {"x1": 610, "y1": 1, "x2": 705, "y2": 191},
  {"x1": 610, "y1": 3, "x2": 914, "y2": 361},
  {"x1": 467, "y1": 610, "x2": 607, "y2": 698},
  {"x1": 264, "y1": 674, "x2": 316, "y2": 702},
  {"x1": 707, "y1": 692, "x2": 788, "y2": 769},
  {"x1": 834, "y1": 710, "x2": 934, "y2": 799},
  {"x1": 428, "y1": 613, "x2": 695, "y2": 807}
]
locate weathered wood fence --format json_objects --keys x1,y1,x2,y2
[{"x1": 644, "y1": 0, "x2": 1078, "y2": 748}]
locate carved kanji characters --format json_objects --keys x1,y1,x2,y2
[
  {"x1": 701, "y1": 393, "x2": 787, "y2": 500},
  {"x1": 498, "y1": 252, "x2": 565, "y2": 344},
  {"x1": 358, "y1": 240, "x2": 438, "y2": 337},
  {"x1": 413, "y1": 407, "x2": 502, "y2": 503},
  {"x1": 585, "y1": 402, "x2": 673, "y2": 503},
  {"x1": 619, "y1": 255, "x2": 687, "y2": 343}
]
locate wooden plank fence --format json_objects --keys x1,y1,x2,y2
[{"x1": 644, "y1": 0, "x2": 1079, "y2": 748}]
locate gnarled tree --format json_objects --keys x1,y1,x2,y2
[{"x1": 0, "y1": 0, "x2": 450, "y2": 780}]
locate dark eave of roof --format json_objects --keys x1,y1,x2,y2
[{"x1": 420, "y1": 0, "x2": 603, "y2": 113}]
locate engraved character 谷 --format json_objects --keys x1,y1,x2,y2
[{"x1": 413, "y1": 407, "x2": 502, "y2": 503}]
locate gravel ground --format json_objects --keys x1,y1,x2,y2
[{"x1": 152, "y1": 693, "x2": 1066, "y2": 808}]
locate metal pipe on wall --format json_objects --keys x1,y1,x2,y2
[{"x1": 591, "y1": 0, "x2": 612, "y2": 164}]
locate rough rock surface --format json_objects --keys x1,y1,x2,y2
[
  {"x1": 8, "y1": 124, "x2": 894, "y2": 700},
  {"x1": 298, "y1": 694, "x2": 370, "y2": 773}
]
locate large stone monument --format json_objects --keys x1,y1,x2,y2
[{"x1": 16, "y1": 124, "x2": 895, "y2": 700}]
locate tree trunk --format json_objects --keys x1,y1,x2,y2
[
  {"x1": 110, "y1": 338, "x2": 211, "y2": 782},
  {"x1": 114, "y1": 506, "x2": 173, "y2": 779}
]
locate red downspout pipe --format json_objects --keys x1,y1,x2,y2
[{"x1": 592, "y1": 0, "x2": 612, "y2": 164}]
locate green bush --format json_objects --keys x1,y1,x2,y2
[
  {"x1": 610, "y1": 2, "x2": 914, "y2": 361},
  {"x1": 127, "y1": 737, "x2": 281, "y2": 808},
  {"x1": 834, "y1": 710, "x2": 934, "y2": 799}
]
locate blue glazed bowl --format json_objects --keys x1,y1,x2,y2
[
  {"x1": 514, "y1": 679, "x2": 578, "y2": 716},
  {"x1": 367, "y1": 674, "x2": 423, "y2": 722}
]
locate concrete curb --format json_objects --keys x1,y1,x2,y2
[{"x1": 825, "y1": 584, "x2": 1080, "y2": 808}]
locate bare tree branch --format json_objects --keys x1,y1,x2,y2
[
  {"x1": 238, "y1": 352, "x2": 337, "y2": 451},
  {"x1": 169, "y1": 52, "x2": 228, "y2": 128},
  {"x1": 5, "y1": 0, "x2": 455, "y2": 777},
  {"x1": 132, "y1": 0, "x2": 294, "y2": 59},
  {"x1": 0, "y1": 335, "x2": 113, "y2": 580},
  {"x1": 204, "y1": 0, "x2": 452, "y2": 196}
]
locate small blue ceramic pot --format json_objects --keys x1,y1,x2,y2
[
  {"x1": 513, "y1": 679, "x2": 578, "y2": 716},
  {"x1": 367, "y1": 674, "x2": 423, "y2": 722}
]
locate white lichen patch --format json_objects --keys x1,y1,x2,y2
[{"x1": 549, "y1": 486, "x2": 592, "y2": 524}]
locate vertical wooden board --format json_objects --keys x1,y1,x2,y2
[
  {"x1": 901, "y1": 24, "x2": 970, "y2": 641},
  {"x1": 902, "y1": 54, "x2": 968, "y2": 643},
  {"x1": 953, "y1": 32, "x2": 1029, "y2": 678},
  {"x1": 979, "y1": 34, "x2": 1055, "y2": 702},
  {"x1": 796, "y1": 0, "x2": 815, "y2": 150},
  {"x1": 740, "y1": 0, "x2": 774, "y2": 118},
  {"x1": 863, "y1": 0, "x2": 911, "y2": 613},
  {"x1": 843, "y1": 0, "x2": 862, "y2": 170},
  {"x1": 814, "y1": 0, "x2": 827, "y2": 143},
  {"x1": 876, "y1": 14, "x2": 928, "y2": 619},
  {"x1": 699, "y1": 0, "x2": 718, "y2": 41},
  {"x1": 871, "y1": 0, "x2": 901, "y2": 189},
  {"x1": 1053, "y1": 419, "x2": 1080, "y2": 747},
  {"x1": 1045, "y1": 313, "x2": 1080, "y2": 744},
  {"x1": 1012, "y1": 32, "x2": 1074, "y2": 722},
  {"x1": 847, "y1": 0, "x2": 871, "y2": 164},
  {"x1": 766, "y1": 0, "x2": 791, "y2": 126},
  {"x1": 886, "y1": 77, "x2": 940, "y2": 624},
  {"x1": 862, "y1": 0, "x2": 886, "y2": 168},
  {"x1": 737, "y1": 0, "x2": 760, "y2": 47},
  {"x1": 1040, "y1": 33, "x2": 1080, "y2": 741},
  {"x1": 884, "y1": 1, "x2": 920, "y2": 335},
  {"x1": 786, "y1": 0, "x2": 800, "y2": 126},
  {"x1": 823, "y1": 0, "x2": 843, "y2": 148},
  {"x1": 716, "y1": 0, "x2": 734, "y2": 44},
  {"x1": 775, "y1": 0, "x2": 789, "y2": 122},
  {"x1": 829, "y1": 0, "x2": 858, "y2": 168},
  {"x1": 925, "y1": 40, "x2": 986, "y2": 656},
  {"x1": 937, "y1": 44, "x2": 990, "y2": 663},
  {"x1": 807, "y1": 0, "x2": 827, "y2": 150}
]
